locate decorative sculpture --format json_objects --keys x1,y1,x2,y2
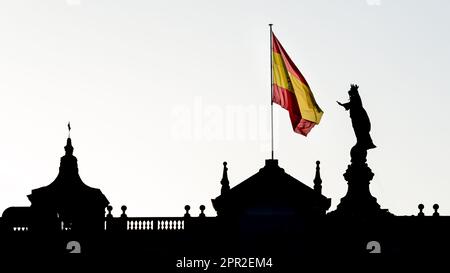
[
  {"x1": 337, "y1": 84, "x2": 376, "y2": 147},
  {"x1": 331, "y1": 84, "x2": 390, "y2": 217}
]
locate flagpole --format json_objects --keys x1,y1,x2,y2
[{"x1": 269, "y1": 24, "x2": 274, "y2": 160}]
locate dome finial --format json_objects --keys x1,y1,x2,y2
[
  {"x1": 65, "y1": 122, "x2": 74, "y2": 156},
  {"x1": 220, "y1": 161, "x2": 230, "y2": 195}
]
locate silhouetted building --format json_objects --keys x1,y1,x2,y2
[
  {"x1": 212, "y1": 159, "x2": 330, "y2": 233},
  {"x1": 26, "y1": 137, "x2": 109, "y2": 232},
  {"x1": 1, "y1": 117, "x2": 450, "y2": 267}
]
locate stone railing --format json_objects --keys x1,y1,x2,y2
[
  {"x1": 104, "y1": 204, "x2": 208, "y2": 232},
  {"x1": 125, "y1": 217, "x2": 185, "y2": 231},
  {"x1": 12, "y1": 226, "x2": 29, "y2": 232}
]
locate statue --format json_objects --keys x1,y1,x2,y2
[
  {"x1": 329, "y1": 84, "x2": 391, "y2": 217},
  {"x1": 337, "y1": 84, "x2": 376, "y2": 152}
]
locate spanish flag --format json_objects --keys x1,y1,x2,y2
[{"x1": 272, "y1": 32, "x2": 323, "y2": 136}]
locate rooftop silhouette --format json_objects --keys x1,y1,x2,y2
[{"x1": 1, "y1": 87, "x2": 449, "y2": 268}]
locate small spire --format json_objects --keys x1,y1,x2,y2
[
  {"x1": 220, "y1": 161, "x2": 230, "y2": 195},
  {"x1": 313, "y1": 160, "x2": 322, "y2": 194}
]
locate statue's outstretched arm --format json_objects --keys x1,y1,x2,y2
[{"x1": 337, "y1": 101, "x2": 351, "y2": 111}]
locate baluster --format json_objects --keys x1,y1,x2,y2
[
  {"x1": 433, "y1": 204, "x2": 440, "y2": 216},
  {"x1": 199, "y1": 205, "x2": 206, "y2": 217}
]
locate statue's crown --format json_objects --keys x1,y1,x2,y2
[{"x1": 349, "y1": 84, "x2": 359, "y2": 95}]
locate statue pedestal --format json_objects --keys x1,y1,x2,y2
[{"x1": 330, "y1": 146, "x2": 391, "y2": 217}]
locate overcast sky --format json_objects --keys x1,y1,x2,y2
[{"x1": 0, "y1": 0, "x2": 449, "y2": 217}]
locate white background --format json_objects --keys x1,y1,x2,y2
[{"x1": 0, "y1": 0, "x2": 449, "y2": 217}]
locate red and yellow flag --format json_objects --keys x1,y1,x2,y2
[{"x1": 272, "y1": 32, "x2": 323, "y2": 136}]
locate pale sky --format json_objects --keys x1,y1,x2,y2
[{"x1": 0, "y1": 0, "x2": 449, "y2": 217}]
